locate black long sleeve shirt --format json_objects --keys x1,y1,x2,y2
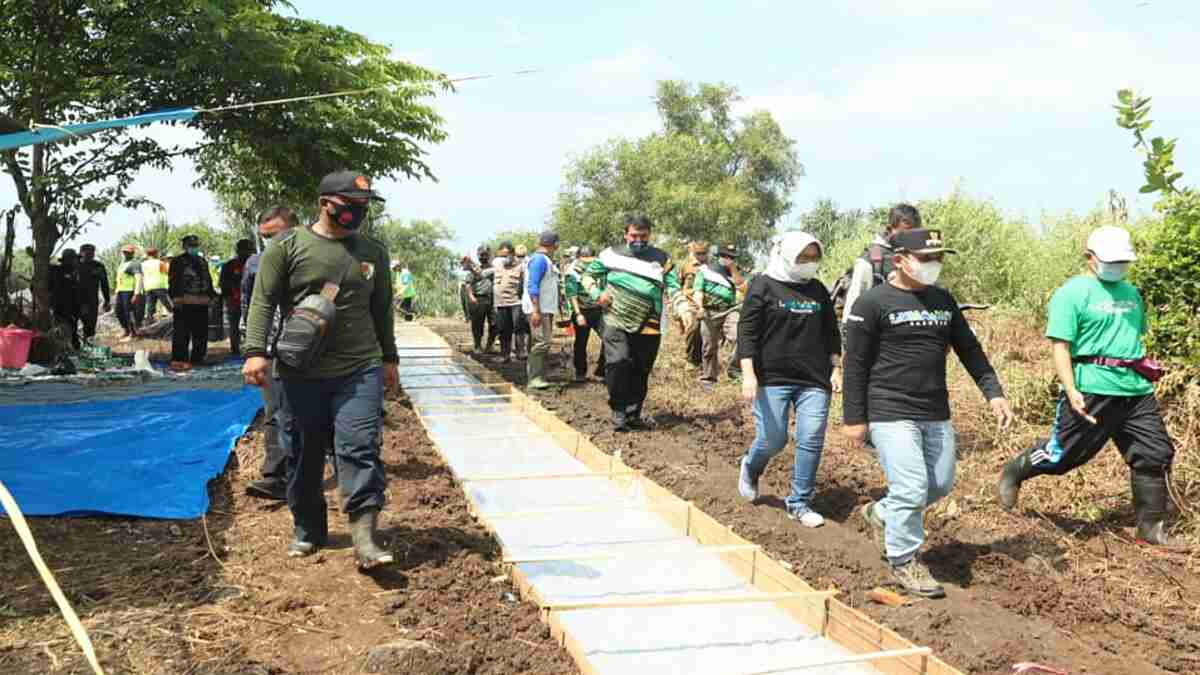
[
  {"x1": 843, "y1": 282, "x2": 1003, "y2": 425},
  {"x1": 736, "y1": 275, "x2": 841, "y2": 390}
]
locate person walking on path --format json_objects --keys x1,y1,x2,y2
[
  {"x1": 492, "y1": 241, "x2": 525, "y2": 363},
  {"x1": 48, "y1": 248, "x2": 82, "y2": 350},
  {"x1": 675, "y1": 241, "x2": 708, "y2": 369},
  {"x1": 242, "y1": 170, "x2": 398, "y2": 570},
  {"x1": 736, "y1": 232, "x2": 841, "y2": 527},
  {"x1": 566, "y1": 245, "x2": 606, "y2": 381},
  {"x1": 842, "y1": 226, "x2": 1014, "y2": 598},
  {"x1": 141, "y1": 247, "x2": 173, "y2": 321},
  {"x1": 996, "y1": 225, "x2": 1182, "y2": 548},
  {"x1": 696, "y1": 243, "x2": 747, "y2": 387},
  {"x1": 394, "y1": 262, "x2": 416, "y2": 321},
  {"x1": 584, "y1": 214, "x2": 681, "y2": 431},
  {"x1": 114, "y1": 244, "x2": 144, "y2": 342},
  {"x1": 523, "y1": 231, "x2": 561, "y2": 389},
  {"x1": 220, "y1": 239, "x2": 253, "y2": 356},
  {"x1": 168, "y1": 234, "x2": 215, "y2": 370},
  {"x1": 513, "y1": 244, "x2": 531, "y2": 358},
  {"x1": 840, "y1": 203, "x2": 920, "y2": 324},
  {"x1": 241, "y1": 207, "x2": 300, "y2": 501},
  {"x1": 76, "y1": 244, "x2": 110, "y2": 342},
  {"x1": 464, "y1": 245, "x2": 497, "y2": 353}
]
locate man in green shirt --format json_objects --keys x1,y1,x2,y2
[
  {"x1": 997, "y1": 226, "x2": 1179, "y2": 547},
  {"x1": 584, "y1": 214, "x2": 681, "y2": 431},
  {"x1": 242, "y1": 170, "x2": 399, "y2": 569},
  {"x1": 393, "y1": 262, "x2": 416, "y2": 321},
  {"x1": 694, "y1": 243, "x2": 746, "y2": 387}
]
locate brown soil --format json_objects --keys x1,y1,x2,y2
[
  {"x1": 0, "y1": 332, "x2": 578, "y2": 674},
  {"x1": 430, "y1": 316, "x2": 1200, "y2": 675}
]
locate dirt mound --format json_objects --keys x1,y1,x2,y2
[
  {"x1": 430, "y1": 316, "x2": 1200, "y2": 675},
  {"x1": 0, "y1": 371, "x2": 577, "y2": 674}
]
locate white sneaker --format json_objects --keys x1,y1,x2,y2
[
  {"x1": 737, "y1": 459, "x2": 759, "y2": 502},
  {"x1": 788, "y1": 508, "x2": 825, "y2": 528}
]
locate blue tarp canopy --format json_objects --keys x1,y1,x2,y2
[
  {"x1": 0, "y1": 108, "x2": 198, "y2": 152},
  {"x1": 0, "y1": 385, "x2": 259, "y2": 518}
]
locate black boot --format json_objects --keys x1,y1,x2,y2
[
  {"x1": 997, "y1": 447, "x2": 1038, "y2": 511},
  {"x1": 1131, "y1": 469, "x2": 1186, "y2": 549},
  {"x1": 612, "y1": 409, "x2": 630, "y2": 432},
  {"x1": 349, "y1": 508, "x2": 394, "y2": 570}
]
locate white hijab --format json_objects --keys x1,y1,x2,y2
[{"x1": 765, "y1": 231, "x2": 821, "y2": 282}]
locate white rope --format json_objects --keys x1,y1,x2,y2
[{"x1": 0, "y1": 480, "x2": 105, "y2": 675}]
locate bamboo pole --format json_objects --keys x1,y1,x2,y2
[
  {"x1": 741, "y1": 647, "x2": 933, "y2": 674},
  {"x1": 543, "y1": 590, "x2": 837, "y2": 612}
]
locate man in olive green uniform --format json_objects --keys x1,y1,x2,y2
[
  {"x1": 242, "y1": 170, "x2": 398, "y2": 570},
  {"x1": 464, "y1": 245, "x2": 496, "y2": 352},
  {"x1": 695, "y1": 243, "x2": 746, "y2": 386}
]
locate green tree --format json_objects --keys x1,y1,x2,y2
[
  {"x1": 483, "y1": 228, "x2": 541, "y2": 254},
  {"x1": 0, "y1": 1, "x2": 447, "y2": 331},
  {"x1": 553, "y1": 80, "x2": 802, "y2": 254},
  {"x1": 797, "y1": 198, "x2": 865, "y2": 251},
  {"x1": 369, "y1": 216, "x2": 460, "y2": 317},
  {"x1": 1115, "y1": 90, "x2": 1199, "y2": 364}
]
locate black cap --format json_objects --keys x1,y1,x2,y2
[
  {"x1": 718, "y1": 244, "x2": 737, "y2": 257},
  {"x1": 181, "y1": 234, "x2": 200, "y2": 246},
  {"x1": 539, "y1": 231, "x2": 560, "y2": 247},
  {"x1": 318, "y1": 170, "x2": 385, "y2": 202},
  {"x1": 889, "y1": 228, "x2": 957, "y2": 255}
]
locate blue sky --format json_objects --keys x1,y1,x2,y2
[{"x1": 5, "y1": 0, "x2": 1199, "y2": 253}]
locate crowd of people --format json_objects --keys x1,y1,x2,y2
[{"x1": 449, "y1": 205, "x2": 1182, "y2": 598}]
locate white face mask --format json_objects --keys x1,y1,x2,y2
[
  {"x1": 1095, "y1": 261, "x2": 1130, "y2": 283},
  {"x1": 495, "y1": 256, "x2": 509, "y2": 266},
  {"x1": 904, "y1": 258, "x2": 943, "y2": 286},
  {"x1": 788, "y1": 261, "x2": 820, "y2": 282}
]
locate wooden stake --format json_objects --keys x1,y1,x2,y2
[
  {"x1": 504, "y1": 543, "x2": 760, "y2": 564},
  {"x1": 542, "y1": 590, "x2": 837, "y2": 612},
  {"x1": 741, "y1": 646, "x2": 933, "y2": 674}
]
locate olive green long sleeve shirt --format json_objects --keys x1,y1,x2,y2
[{"x1": 244, "y1": 226, "x2": 398, "y2": 378}]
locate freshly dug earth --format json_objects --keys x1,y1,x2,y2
[
  {"x1": 0, "y1": 348, "x2": 578, "y2": 674},
  {"x1": 432, "y1": 316, "x2": 1200, "y2": 675}
]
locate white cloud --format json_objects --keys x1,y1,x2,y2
[{"x1": 560, "y1": 45, "x2": 681, "y2": 100}]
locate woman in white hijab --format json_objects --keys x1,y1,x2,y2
[{"x1": 734, "y1": 231, "x2": 842, "y2": 527}]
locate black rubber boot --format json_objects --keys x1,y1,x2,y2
[
  {"x1": 350, "y1": 508, "x2": 395, "y2": 570},
  {"x1": 997, "y1": 448, "x2": 1038, "y2": 511},
  {"x1": 1131, "y1": 469, "x2": 1186, "y2": 549}
]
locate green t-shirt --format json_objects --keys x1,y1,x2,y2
[
  {"x1": 244, "y1": 226, "x2": 397, "y2": 379},
  {"x1": 1045, "y1": 275, "x2": 1152, "y2": 396}
]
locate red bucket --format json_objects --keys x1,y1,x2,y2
[{"x1": 0, "y1": 327, "x2": 35, "y2": 369}]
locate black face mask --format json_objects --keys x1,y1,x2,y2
[{"x1": 329, "y1": 201, "x2": 368, "y2": 229}]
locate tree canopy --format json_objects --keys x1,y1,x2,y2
[
  {"x1": 0, "y1": 0, "x2": 449, "y2": 330},
  {"x1": 552, "y1": 80, "x2": 802, "y2": 254}
]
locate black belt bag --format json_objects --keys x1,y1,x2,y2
[
  {"x1": 276, "y1": 256, "x2": 354, "y2": 371},
  {"x1": 1076, "y1": 355, "x2": 1166, "y2": 383}
]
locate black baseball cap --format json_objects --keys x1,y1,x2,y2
[
  {"x1": 539, "y1": 231, "x2": 560, "y2": 247},
  {"x1": 318, "y1": 170, "x2": 385, "y2": 201},
  {"x1": 890, "y1": 228, "x2": 957, "y2": 255},
  {"x1": 718, "y1": 244, "x2": 737, "y2": 257}
]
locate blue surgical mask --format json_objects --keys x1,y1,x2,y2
[
  {"x1": 629, "y1": 241, "x2": 649, "y2": 254},
  {"x1": 1096, "y1": 261, "x2": 1130, "y2": 283}
]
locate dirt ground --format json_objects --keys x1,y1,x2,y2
[
  {"x1": 431, "y1": 315, "x2": 1200, "y2": 675},
  {"x1": 0, "y1": 331, "x2": 577, "y2": 674}
]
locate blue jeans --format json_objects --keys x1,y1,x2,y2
[
  {"x1": 742, "y1": 386, "x2": 831, "y2": 512},
  {"x1": 278, "y1": 366, "x2": 386, "y2": 544},
  {"x1": 869, "y1": 420, "x2": 956, "y2": 565}
]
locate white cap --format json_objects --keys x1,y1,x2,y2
[{"x1": 1087, "y1": 225, "x2": 1137, "y2": 262}]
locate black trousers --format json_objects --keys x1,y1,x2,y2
[
  {"x1": 172, "y1": 305, "x2": 209, "y2": 364},
  {"x1": 686, "y1": 326, "x2": 702, "y2": 365},
  {"x1": 603, "y1": 325, "x2": 661, "y2": 415},
  {"x1": 469, "y1": 300, "x2": 495, "y2": 348},
  {"x1": 226, "y1": 305, "x2": 241, "y2": 354},
  {"x1": 399, "y1": 297, "x2": 414, "y2": 321},
  {"x1": 80, "y1": 303, "x2": 100, "y2": 339},
  {"x1": 1029, "y1": 392, "x2": 1175, "y2": 474},
  {"x1": 496, "y1": 305, "x2": 520, "y2": 356},
  {"x1": 145, "y1": 289, "x2": 173, "y2": 318},
  {"x1": 573, "y1": 307, "x2": 607, "y2": 377},
  {"x1": 115, "y1": 291, "x2": 140, "y2": 334}
]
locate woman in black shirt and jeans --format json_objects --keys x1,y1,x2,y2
[{"x1": 735, "y1": 231, "x2": 842, "y2": 527}]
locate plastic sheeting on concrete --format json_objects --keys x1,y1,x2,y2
[{"x1": 397, "y1": 334, "x2": 878, "y2": 675}]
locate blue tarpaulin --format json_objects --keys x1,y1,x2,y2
[
  {"x1": 0, "y1": 385, "x2": 259, "y2": 519},
  {"x1": 0, "y1": 108, "x2": 198, "y2": 152}
]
